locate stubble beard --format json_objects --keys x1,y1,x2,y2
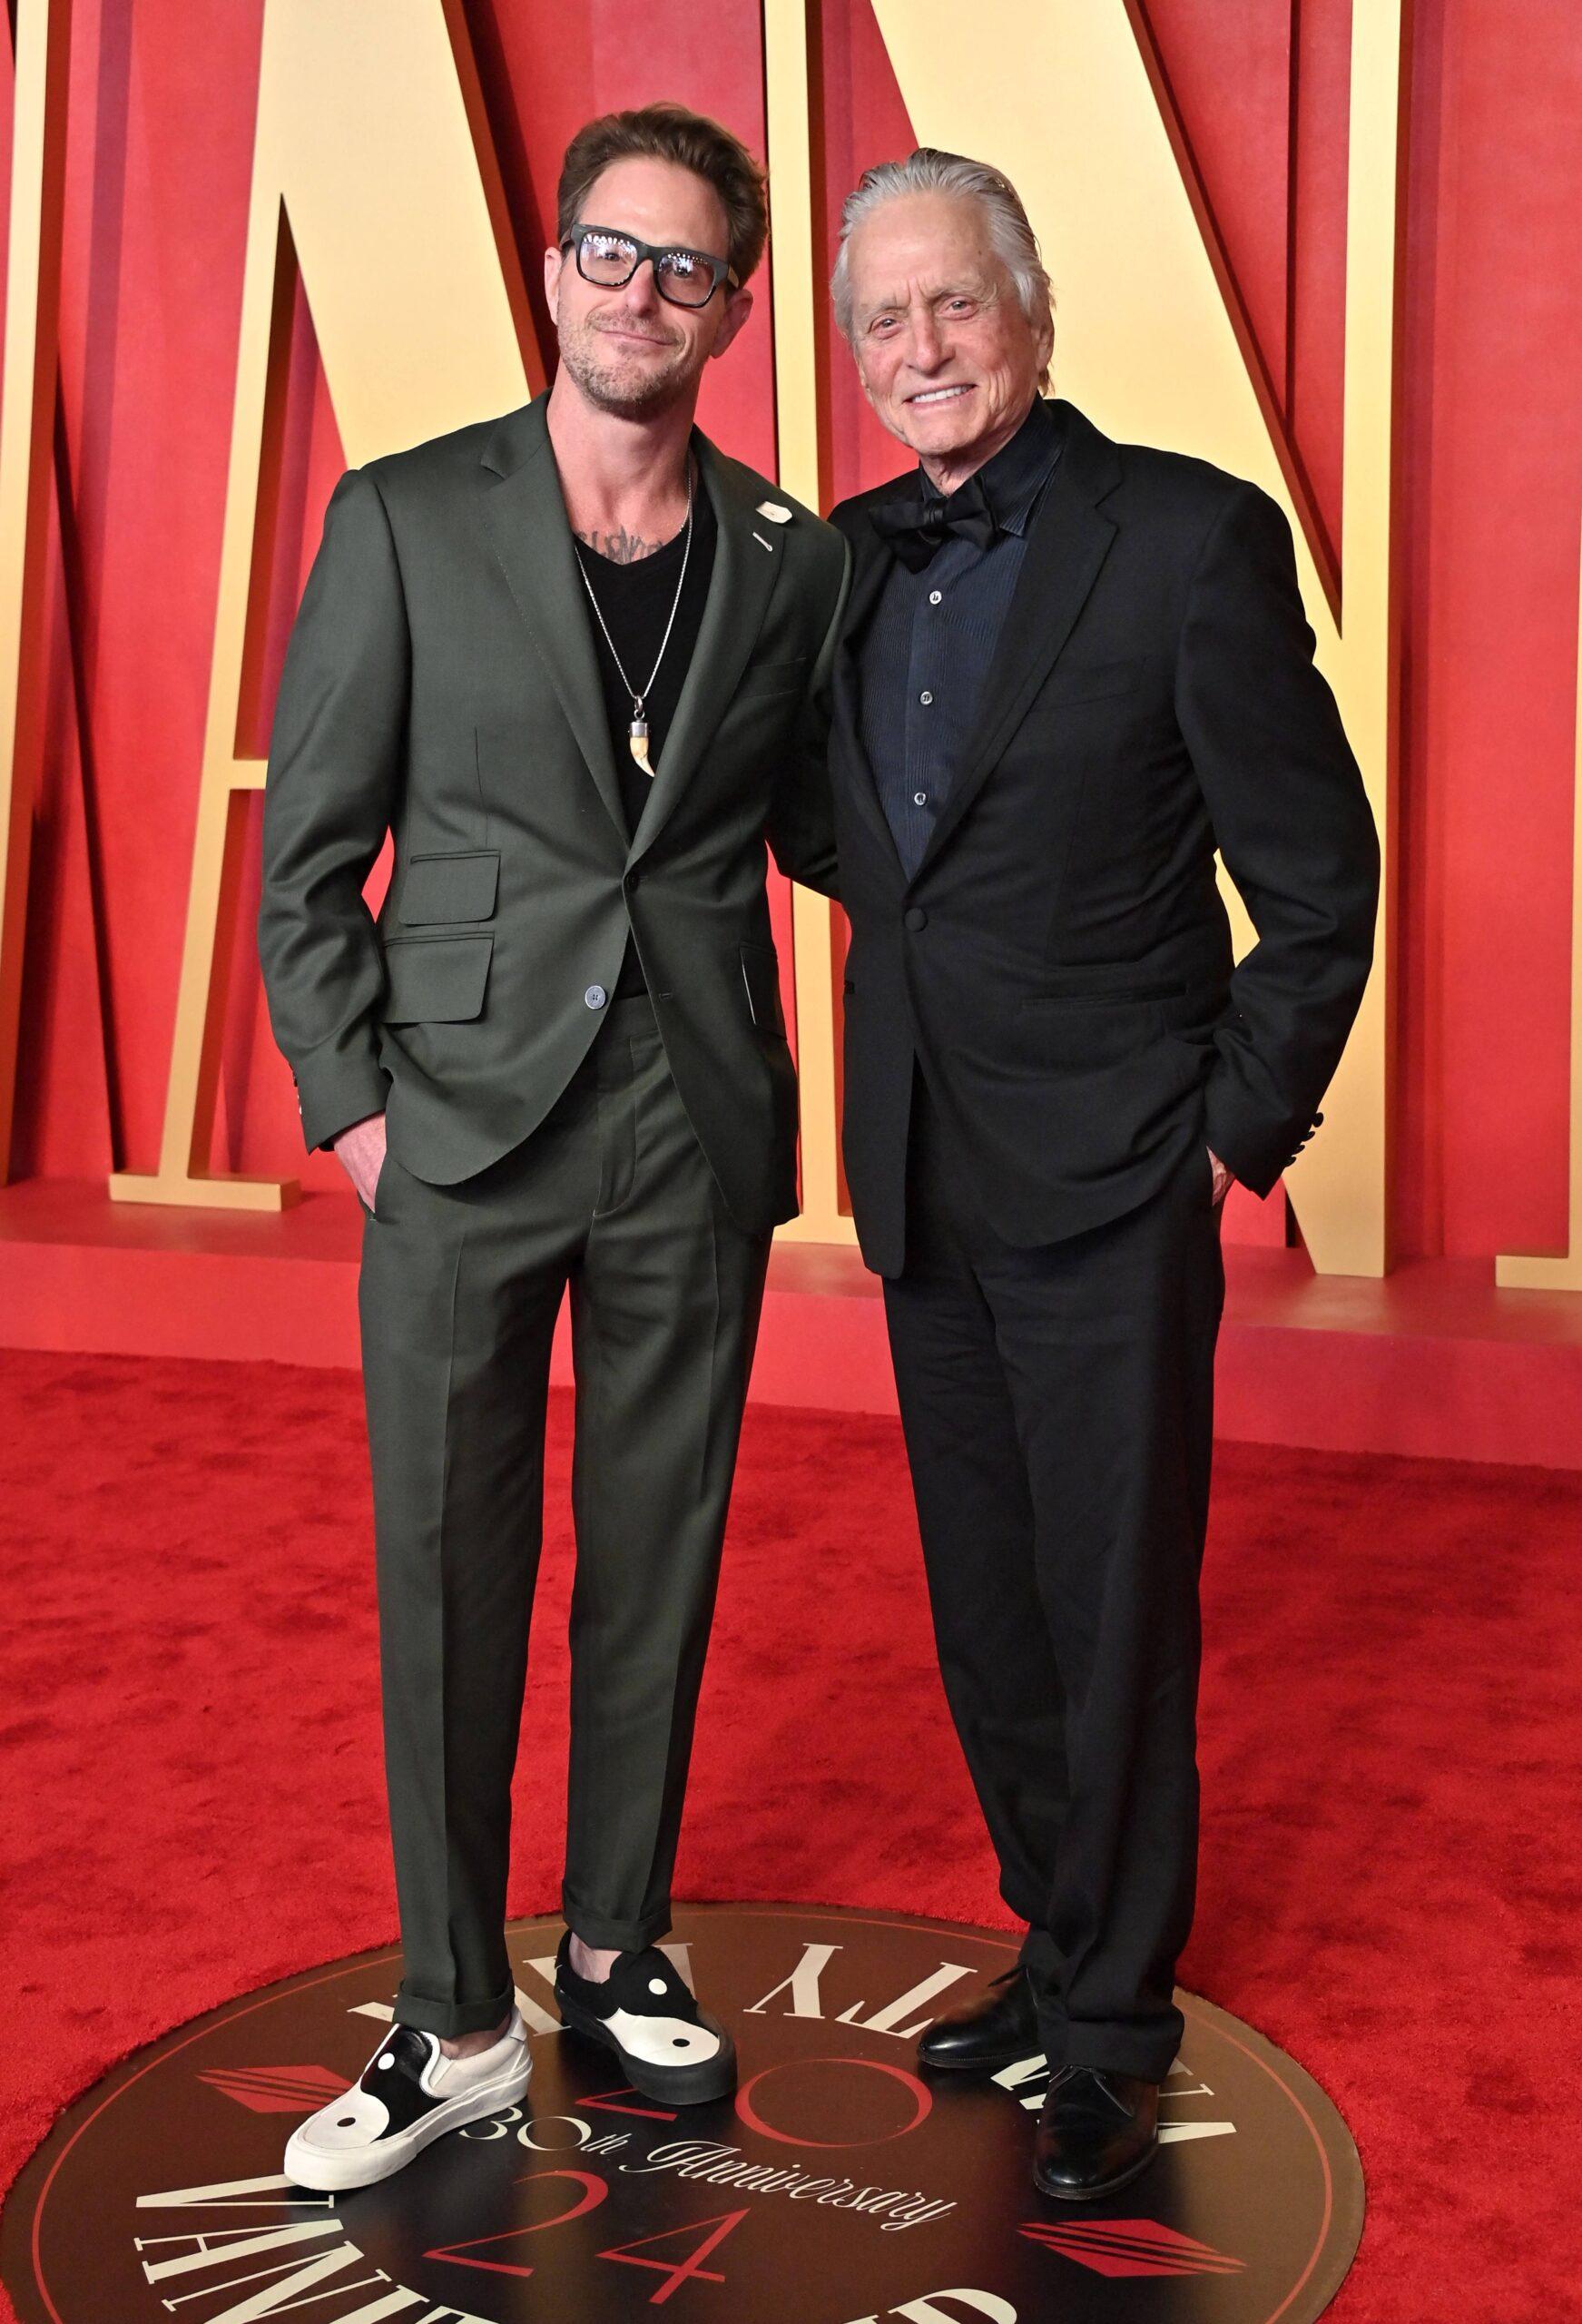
[{"x1": 558, "y1": 310, "x2": 694, "y2": 420}]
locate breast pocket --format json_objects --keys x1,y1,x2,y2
[
  {"x1": 1033, "y1": 654, "x2": 1156, "y2": 713},
  {"x1": 735, "y1": 656, "x2": 810, "y2": 705}
]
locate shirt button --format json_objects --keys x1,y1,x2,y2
[
  {"x1": 585, "y1": 984, "x2": 607, "y2": 1009},
  {"x1": 913, "y1": 791, "x2": 929, "y2": 806},
  {"x1": 919, "y1": 690, "x2": 933, "y2": 705},
  {"x1": 929, "y1": 589, "x2": 942, "y2": 606}
]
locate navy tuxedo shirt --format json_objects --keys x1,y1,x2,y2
[{"x1": 858, "y1": 394, "x2": 1063, "y2": 877}]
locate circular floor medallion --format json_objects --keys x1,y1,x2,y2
[{"x1": 3, "y1": 1902, "x2": 1363, "y2": 2324}]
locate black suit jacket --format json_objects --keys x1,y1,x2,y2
[
  {"x1": 258, "y1": 396, "x2": 847, "y2": 1231},
  {"x1": 828, "y1": 398, "x2": 1381, "y2": 1278}
]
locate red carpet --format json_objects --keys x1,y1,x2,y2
[{"x1": 1, "y1": 1347, "x2": 1577, "y2": 2320}]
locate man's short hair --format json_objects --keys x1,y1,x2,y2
[
  {"x1": 831, "y1": 147, "x2": 1055, "y2": 389},
  {"x1": 557, "y1": 103, "x2": 769, "y2": 287}
]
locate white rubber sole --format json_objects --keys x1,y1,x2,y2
[{"x1": 283, "y1": 2049, "x2": 532, "y2": 2192}]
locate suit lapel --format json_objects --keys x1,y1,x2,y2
[
  {"x1": 913, "y1": 399, "x2": 1121, "y2": 879},
  {"x1": 832, "y1": 477, "x2": 914, "y2": 871},
  {"x1": 626, "y1": 432, "x2": 783, "y2": 866},
  {"x1": 478, "y1": 398, "x2": 628, "y2": 843}
]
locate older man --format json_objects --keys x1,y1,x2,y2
[{"x1": 825, "y1": 151, "x2": 1378, "y2": 2201}]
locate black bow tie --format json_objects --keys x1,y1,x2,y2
[{"x1": 870, "y1": 473, "x2": 997, "y2": 571}]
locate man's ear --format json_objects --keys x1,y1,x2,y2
[
  {"x1": 544, "y1": 243, "x2": 565, "y2": 324},
  {"x1": 708, "y1": 284, "x2": 754, "y2": 362}
]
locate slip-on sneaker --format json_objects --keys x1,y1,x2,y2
[
  {"x1": 284, "y1": 2006, "x2": 531, "y2": 2192},
  {"x1": 553, "y1": 1934, "x2": 736, "y2": 2104}
]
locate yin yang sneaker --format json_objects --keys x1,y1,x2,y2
[
  {"x1": 553, "y1": 1934, "x2": 736, "y2": 2104},
  {"x1": 283, "y1": 2006, "x2": 531, "y2": 2191}
]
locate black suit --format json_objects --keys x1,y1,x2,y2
[
  {"x1": 829, "y1": 399, "x2": 1378, "y2": 2080},
  {"x1": 831, "y1": 399, "x2": 1377, "y2": 1271}
]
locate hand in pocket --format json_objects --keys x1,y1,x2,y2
[{"x1": 333, "y1": 1111, "x2": 388, "y2": 1212}]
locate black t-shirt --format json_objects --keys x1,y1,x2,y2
[{"x1": 572, "y1": 474, "x2": 718, "y2": 997}]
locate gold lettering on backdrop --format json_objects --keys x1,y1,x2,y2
[
  {"x1": 0, "y1": 0, "x2": 72, "y2": 1183},
  {"x1": 110, "y1": 0, "x2": 539, "y2": 1208},
  {"x1": 1497, "y1": 532, "x2": 1582, "y2": 1288},
  {"x1": 62, "y1": 0, "x2": 1403, "y2": 1253},
  {"x1": 860, "y1": 0, "x2": 1406, "y2": 1275}
]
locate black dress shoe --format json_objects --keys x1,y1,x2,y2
[
  {"x1": 1033, "y1": 2065, "x2": 1160, "y2": 2201},
  {"x1": 918, "y1": 1965, "x2": 1041, "y2": 2073}
]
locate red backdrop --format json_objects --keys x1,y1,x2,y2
[{"x1": 5, "y1": 0, "x2": 1581, "y2": 1267}]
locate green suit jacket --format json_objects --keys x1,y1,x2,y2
[{"x1": 257, "y1": 395, "x2": 850, "y2": 1230}]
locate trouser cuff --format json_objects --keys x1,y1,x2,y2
[
  {"x1": 561, "y1": 1886, "x2": 671, "y2": 1954},
  {"x1": 1042, "y1": 2019, "x2": 1183, "y2": 2084},
  {"x1": 393, "y1": 1977, "x2": 516, "y2": 2039}
]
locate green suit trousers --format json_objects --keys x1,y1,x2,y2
[{"x1": 358, "y1": 996, "x2": 772, "y2": 2036}]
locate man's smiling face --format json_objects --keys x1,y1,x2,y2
[
  {"x1": 546, "y1": 154, "x2": 752, "y2": 419},
  {"x1": 845, "y1": 190, "x2": 1051, "y2": 481}
]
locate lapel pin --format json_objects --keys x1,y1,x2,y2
[
  {"x1": 752, "y1": 531, "x2": 775, "y2": 553},
  {"x1": 756, "y1": 500, "x2": 792, "y2": 524}
]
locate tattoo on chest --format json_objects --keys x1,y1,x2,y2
[{"x1": 575, "y1": 522, "x2": 663, "y2": 565}]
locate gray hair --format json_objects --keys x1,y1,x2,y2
[{"x1": 830, "y1": 148, "x2": 1054, "y2": 388}]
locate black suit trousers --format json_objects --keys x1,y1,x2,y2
[{"x1": 884, "y1": 1072, "x2": 1225, "y2": 2081}]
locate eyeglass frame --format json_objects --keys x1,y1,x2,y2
[{"x1": 560, "y1": 222, "x2": 741, "y2": 309}]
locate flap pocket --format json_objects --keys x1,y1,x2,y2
[
  {"x1": 1021, "y1": 968, "x2": 1186, "y2": 1006},
  {"x1": 740, "y1": 941, "x2": 787, "y2": 1036},
  {"x1": 398, "y1": 850, "x2": 500, "y2": 925},
  {"x1": 382, "y1": 933, "x2": 494, "y2": 1024}
]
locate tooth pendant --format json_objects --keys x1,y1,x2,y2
[{"x1": 628, "y1": 714, "x2": 653, "y2": 777}]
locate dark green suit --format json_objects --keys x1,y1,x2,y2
[{"x1": 259, "y1": 395, "x2": 848, "y2": 2034}]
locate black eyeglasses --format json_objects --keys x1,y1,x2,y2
[{"x1": 561, "y1": 223, "x2": 739, "y2": 309}]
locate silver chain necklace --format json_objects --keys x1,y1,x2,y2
[{"x1": 573, "y1": 460, "x2": 694, "y2": 778}]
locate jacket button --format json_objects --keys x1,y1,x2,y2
[
  {"x1": 904, "y1": 906, "x2": 928, "y2": 931},
  {"x1": 585, "y1": 984, "x2": 607, "y2": 1009},
  {"x1": 624, "y1": 869, "x2": 640, "y2": 892}
]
